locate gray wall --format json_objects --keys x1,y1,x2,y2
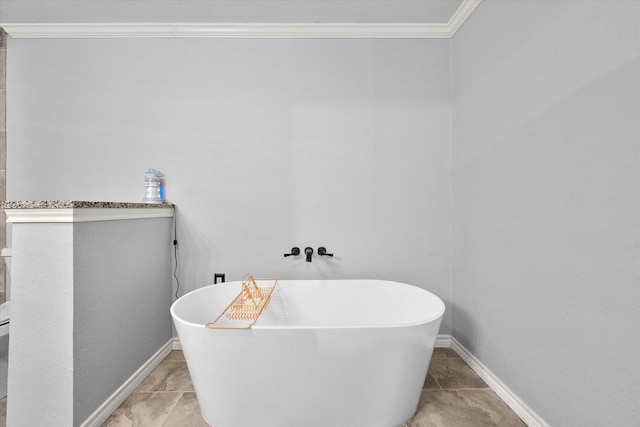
[
  {"x1": 73, "y1": 218, "x2": 173, "y2": 425},
  {"x1": 6, "y1": 38, "x2": 453, "y2": 332},
  {"x1": 452, "y1": 1, "x2": 640, "y2": 426}
]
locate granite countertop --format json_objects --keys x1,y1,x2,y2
[{"x1": 0, "y1": 201, "x2": 175, "y2": 209}]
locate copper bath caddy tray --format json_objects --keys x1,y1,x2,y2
[{"x1": 206, "y1": 274, "x2": 278, "y2": 329}]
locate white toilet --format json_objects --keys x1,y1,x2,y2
[{"x1": 0, "y1": 247, "x2": 12, "y2": 399}]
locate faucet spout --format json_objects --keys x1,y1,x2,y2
[{"x1": 304, "y1": 247, "x2": 313, "y2": 262}]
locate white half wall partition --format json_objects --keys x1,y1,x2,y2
[{"x1": 4, "y1": 202, "x2": 174, "y2": 427}]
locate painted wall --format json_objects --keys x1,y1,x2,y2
[
  {"x1": 452, "y1": 1, "x2": 640, "y2": 426},
  {"x1": 5, "y1": 38, "x2": 453, "y2": 332},
  {"x1": 9, "y1": 223, "x2": 74, "y2": 426},
  {"x1": 73, "y1": 218, "x2": 173, "y2": 425}
]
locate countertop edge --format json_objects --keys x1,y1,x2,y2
[{"x1": 0, "y1": 201, "x2": 175, "y2": 209}]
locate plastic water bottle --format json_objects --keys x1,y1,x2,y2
[{"x1": 143, "y1": 168, "x2": 165, "y2": 203}]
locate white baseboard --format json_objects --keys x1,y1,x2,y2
[
  {"x1": 80, "y1": 339, "x2": 174, "y2": 427},
  {"x1": 172, "y1": 336, "x2": 182, "y2": 350},
  {"x1": 435, "y1": 334, "x2": 452, "y2": 348},
  {"x1": 448, "y1": 336, "x2": 550, "y2": 427}
]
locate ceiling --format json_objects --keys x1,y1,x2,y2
[{"x1": 0, "y1": 0, "x2": 466, "y2": 24}]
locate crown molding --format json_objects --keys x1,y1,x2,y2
[
  {"x1": 0, "y1": 22, "x2": 450, "y2": 39},
  {"x1": 447, "y1": 0, "x2": 481, "y2": 36},
  {"x1": 0, "y1": 0, "x2": 480, "y2": 39}
]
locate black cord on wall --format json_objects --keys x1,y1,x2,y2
[{"x1": 173, "y1": 206, "x2": 181, "y2": 300}]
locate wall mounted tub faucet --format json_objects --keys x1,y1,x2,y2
[
  {"x1": 318, "y1": 247, "x2": 333, "y2": 257},
  {"x1": 284, "y1": 247, "x2": 300, "y2": 257},
  {"x1": 287, "y1": 247, "x2": 332, "y2": 261}
]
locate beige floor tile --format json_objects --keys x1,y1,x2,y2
[
  {"x1": 2, "y1": 344, "x2": 526, "y2": 427},
  {"x1": 431, "y1": 348, "x2": 460, "y2": 359},
  {"x1": 407, "y1": 389, "x2": 526, "y2": 427},
  {"x1": 423, "y1": 372, "x2": 441, "y2": 390},
  {"x1": 136, "y1": 360, "x2": 194, "y2": 392},
  {"x1": 161, "y1": 392, "x2": 210, "y2": 427},
  {"x1": 164, "y1": 350, "x2": 185, "y2": 362},
  {"x1": 428, "y1": 358, "x2": 488, "y2": 389},
  {"x1": 100, "y1": 391, "x2": 182, "y2": 427}
]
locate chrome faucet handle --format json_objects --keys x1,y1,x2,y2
[
  {"x1": 284, "y1": 247, "x2": 300, "y2": 257},
  {"x1": 318, "y1": 247, "x2": 333, "y2": 257}
]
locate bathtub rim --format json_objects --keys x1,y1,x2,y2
[{"x1": 171, "y1": 279, "x2": 445, "y2": 331}]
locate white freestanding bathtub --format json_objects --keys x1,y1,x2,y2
[{"x1": 171, "y1": 279, "x2": 445, "y2": 427}]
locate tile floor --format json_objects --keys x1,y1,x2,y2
[
  {"x1": 0, "y1": 348, "x2": 526, "y2": 427},
  {"x1": 408, "y1": 348, "x2": 526, "y2": 427}
]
